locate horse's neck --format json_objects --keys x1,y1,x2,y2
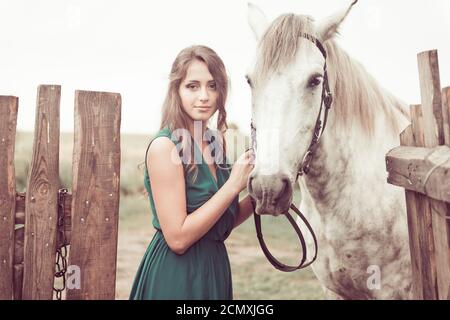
[
  {"x1": 303, "y1": 99, "x2": 408, "y2": 218},
  {"x1": 302, "y1": 43, "x2": 409, "y2": 216}
]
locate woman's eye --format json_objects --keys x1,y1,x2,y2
[
  {"x1": 208, "y1": 83, "x2": 217, "y2": 90},
  {"x1": 307, "y1": 77, "x2": 322, "y2": 88},
  {"x1": 187, "y1": 84, "x2": 198, "y2": 90}
]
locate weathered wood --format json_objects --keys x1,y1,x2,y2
[
  {"x1": 399, "y1": 125, "x2": 424, "y2": 299},
  {"x1": 13, "y1": 227, "x2": 24, "y2": 300},
  {"x1": 418, "y1": 50, "x2": 450, "y2": 300},
  {"x1": 410, "y1": 105, "x2": 425, "y2": 147},
  {"x1": 22, "y1": 85, "x2": 61, "y2": 300},
  {"x1": 418, "y1": 50, "x2": 444, "y2": 146},
  {"x1": 16, "y1": 191, "x2": 72, "y2": 246},
  {"x1": 13, "y1": 263, "x2": 23, "y2": 300},
  {"x1": 442, "y1": 89, "x2": 450, "y2": 300},
  {"x1": 13, "y1": 192, "x2": 25, "y2": 300},
  {"x1": 443, "y1": 87, "x2": 450, "y2": 147},
  {"x1": 386, "y1": 145, "x2": 450, "y2": 202},
  {"x1": 405, "y1": 103, "x2": 437, "y2": 299},
  {"x1": 67, "y1": 91, "x2": 121, "y2": 300},
  {"x1": 399, "y1": 124, "x2": 415, "y2": 147},
  {"x1": 408, "y1": 190, "x2": 439, "y2": 299},
  {"x1": 432, "y1": 200, "x2": 450, "y2": 300},
  {"x1": 0, "y1": 96, "x2": 18, "y2": 300}
]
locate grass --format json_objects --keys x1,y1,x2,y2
[{"x1": 13, "y1": 130, "x2": 324, "y2": 300}]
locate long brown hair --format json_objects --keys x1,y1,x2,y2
[{"x1": 160, "y1": 45, "x2": 229, "y2": 182}]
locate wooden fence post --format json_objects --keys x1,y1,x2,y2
[
  {"x1": 22, "y1": 85, "x2": 61, "y2": 300},
  {"x1": 417, "y1": 50, "x2": 450, "y2": 300},
  {"x1": 66, "y1": 90, "x2": 121, "y2": 300},
  {"x1": 440, "y1": 86, "x2": 450, "y2": 298},
  {"x1": 442, "y1": 87, "x2": 450, "y2": 147},
  {"x1": 387, "y1": 50, "x2": 450, "y2": 300},
  {"x1": 399, "y1": 104, "x2": 437, "y2": 299},
  {"x1": 0, "y1": 96, "x2": 19, "y2": 300}
]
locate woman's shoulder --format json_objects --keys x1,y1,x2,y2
[
  {"x1": 149, "y1": 126, "x2": 179, "y2": 147},
  {"x1": 148, "y1": 136, "x2": 174, "y2": 154},
  {"x1": 146, "y1": 126, "x2": 182, "y2": 164},
  {"x1": 145, "y1": 136, "x2": 183, "y2": 180}
]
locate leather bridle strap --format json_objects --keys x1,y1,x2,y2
[
  {"x1": 296, "y1": 33, "x2": 333, "y2": 178},
  {"x1": 251, "y1": 197, "x2": 318, "y2": 272}
]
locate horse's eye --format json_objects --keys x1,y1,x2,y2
[
  {"x1": 307, "y1": 76, "x2": 322, "y2": 88},
  {"x1": 245, "y1": 75, "x2": 253, "y2": 87}
]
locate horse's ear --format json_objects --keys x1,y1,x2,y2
[
  {"x1": 247, "y1": 2, "x2": 269, "y2": 41},
  {"x1": 317, "y1": 0, "x2": 358, "y2": 41}
]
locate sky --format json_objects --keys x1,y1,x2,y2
[{"x1": 1, "y1": 0, "x2": 449, "y2": 135}]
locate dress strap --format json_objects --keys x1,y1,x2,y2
[{"x1": 144, "y1": 128, "x2": 176, "y2": 176}]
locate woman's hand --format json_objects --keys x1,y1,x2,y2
[{"x1": 228, "y1": 149, "x2": 255, "y2": 193}]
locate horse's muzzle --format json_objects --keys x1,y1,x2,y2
[{"x1": 248, "y1": 172, "x2": 293, "y2": 216}]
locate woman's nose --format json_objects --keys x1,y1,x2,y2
[{"x1": 199, "y1": 87, "x2": 209, "y2": 102}]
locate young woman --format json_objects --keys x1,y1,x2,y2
[{"x1": 129, "y1": 45, "x2": 255, "y2": 300}]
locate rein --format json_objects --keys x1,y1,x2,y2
[{"x1": 250, "y1": 33, "x2": 333, "y2": 272}]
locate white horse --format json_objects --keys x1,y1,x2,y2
[{"x1": 246, "y1": 1, "x2": 412, "y2": 299}]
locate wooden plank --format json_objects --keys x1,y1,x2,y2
[
  {"x1": 410, "y1": 105, "x2": 425, "y2": 147},
  {"x1": 418, "y1": 50, "x2": 450, "y2": 300},
  {"x1": 13, "y1": 192, "x2": 25, "y2": 300},
  {"x1": 13, "y1": 227, "x2": 24, "y2": 300},
  {"x1": 408, "y1": 103, "x2": 437, "y2": 299},
  {"x1": 418, "y1": 50, "x2": 444, "y2": 146},
  {"x1": 443, "y1": 87, "x2": 450, "y2": 147},
  {"x1": 408, "y1": 190, "x2": 439, "y2": 299},
  {"x1": 442, "y1": 87, "x2": 450, "y2": 299},
  {"x1": 432, "y1": 200, "x2": 450, "y2": 300},
  {"x1": 386, "y1": 145, "x2": 450, "y2": 202},
  {"x1": 399, "y1": 125, "x2": 424, "y2": 299},
  {"x1": 16, "y1": 191, "x2": 71, "y2": 246},
  {"x1": 22, "y1": 85, "x2": 61, "y2": 300},
  {"x1": 0, "y1": 96, "x2": 18, "y2": 300},
  {"x1": 399, "y1": 124, "x2": 414, "y2": 147},
  {"x1": 67, "y1": 91, "x2": 121, "y2": 300}
]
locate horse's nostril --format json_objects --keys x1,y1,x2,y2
[
  {"x1": 274, "y1": 178, "x2": 290, "y2": 204},
  {"x1": 281, "y1": 178, "x2": 289, "y2": 194}
]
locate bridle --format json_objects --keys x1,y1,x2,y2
[{"x1": 249, "y1": 33, "x2": 333, "y2": 272}]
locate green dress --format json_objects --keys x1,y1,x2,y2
[{"x1": 129, "y1": 127, "x2": 239, "y2": 300}]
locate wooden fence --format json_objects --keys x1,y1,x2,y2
[
  {"x1": 386, "y1": 50, "x2": 450, "y2": 300},
  {"x1": 0, "y1": 85, "x2": 121, "y2": 300}
]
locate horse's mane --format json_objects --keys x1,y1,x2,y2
[{"x1": 255, "y1": 13, "x2": 409, "y2": 137}]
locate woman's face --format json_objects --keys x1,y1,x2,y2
[{"x1": 179, "y1": 59, "x2": 218, "y2": 125}]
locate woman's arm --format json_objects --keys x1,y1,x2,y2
[
  {"x1": 147, "y1": 137, "x2": 240, "y2": 255},
  {"x1": 233, "y1": 193, "x2": 255, "y2": 229}
]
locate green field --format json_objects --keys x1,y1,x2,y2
[{"x1": 14, "y1": 131, "x2": 324, "y2": 300}]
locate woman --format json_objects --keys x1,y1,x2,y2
[{"x1": 129, "y1": 45, "x2": 255, "y2": 300}]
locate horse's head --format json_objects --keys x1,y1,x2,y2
[{"x1": 246, "y1": 1, "x2": 357, "y2": 216}]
